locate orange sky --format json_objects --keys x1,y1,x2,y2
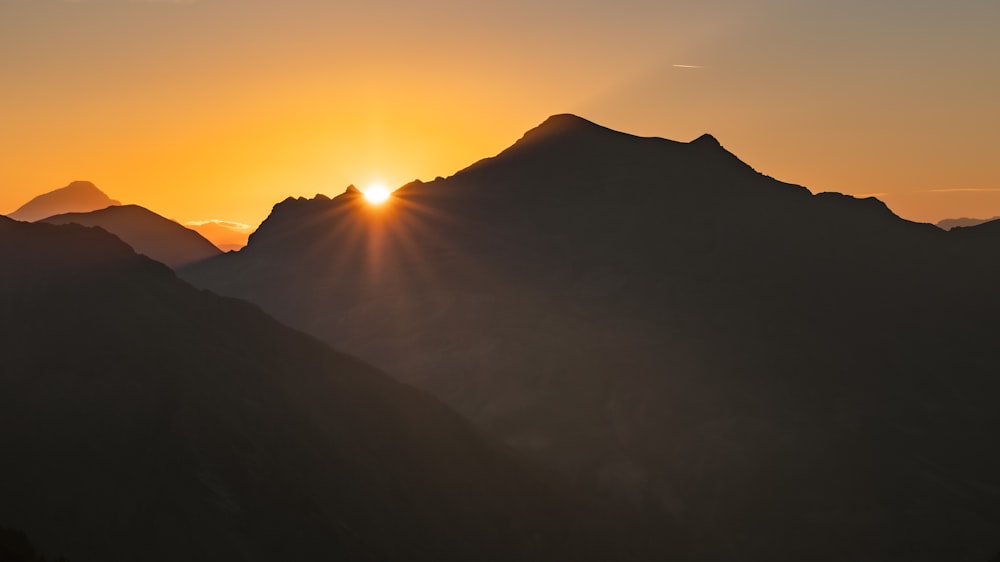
[{"x1": 2, "y1": 0, "x2": 998, "y2": 228}]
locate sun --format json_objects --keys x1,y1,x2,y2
[{"x1": 363, "y1": 183, "x2": 391, "y2": 205}]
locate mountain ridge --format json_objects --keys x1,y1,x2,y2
[{"x1": 447, "y1": 114, "x2": 759, "y2": 194}]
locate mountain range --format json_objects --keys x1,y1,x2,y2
[
  {"x1": 0, "y1": 215, "x2": 662, "y2": 561},
  {"x1": 5, "y1": 180, "x2": 251, "y2": 254},
  {"x1": 183, "y1": 114, "x2": 1000, "y2": 561}
]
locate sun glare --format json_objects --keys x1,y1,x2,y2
[{"x1": 363, "y1": 183, "x2": 391, "y2": 205}]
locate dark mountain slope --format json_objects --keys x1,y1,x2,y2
[
  {"x1": 7, "y1": 181, "x2": 120, "y2": 222},
  {"x1": 0, "y1": 525, "x2": 69, "y2": 562},
  {"x1": 40, "y1": 204, "x2": 221, "y2": 268},
  {"x1": 0, "y1": 217, "x2": 661, "y2": 562},
  {"x1": 182, "y1": 114, "x2": 1000, "y2": 561}
]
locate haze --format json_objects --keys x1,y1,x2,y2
[{"x1": 2, "y1": 0, "x2": 998, "y2": 228}]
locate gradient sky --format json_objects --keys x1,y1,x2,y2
[{"x1": 2, "y1": 0, "x2": 998, "y2": 228}]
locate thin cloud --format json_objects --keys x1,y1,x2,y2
[
  {"x1": 856, "y1": 192, "x2": 890, "y2": 198},
  {"x1": 186, "y1": 219, "x2": 252, "y2": 231},
  {"x1": 60, "y1": 0, "x2": 198, "y2": 3},
  {"x1": 672, "y1": 64, "x2": 705, "y2": 69},
  {"x1": 923, "y1": 188, "x2": 1000, "y2": 193}
]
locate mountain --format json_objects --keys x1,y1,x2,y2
[
  {"x1": 937, "y1": 216, "x2": 1000, "y2": 230},
  {"x1": 7, "y1": 181, "x2": 120, "y2": 222},
  {"x1": 0, "y1": 216, "x2": 662, "y2": 562},
  {"x1": 41, "y1": 205, "x2": 222, "y2": 268},
  {"x1": 182, "y1": 114, "x2": 1000, "y2": 561}
]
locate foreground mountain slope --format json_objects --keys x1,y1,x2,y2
[
  {"x1": 0, "y1": 216, "x2": 661, "y2": 562},
  {"x1": 41, "y1": 204, "x2": 221, "y2": 268},
  {"x1": 183, "y1": 114, "x2": 1000, "y2": 561},
  {"x1": 7, "y1": 181, "x2": 120, "y2": 222}
]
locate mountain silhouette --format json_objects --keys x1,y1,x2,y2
[
  {"x1": 7, "y1": 181, "x2": 120, "y2": 222},
  {"x1": 40, "y1": 204, "x2": 221, "y2": 268},
  {"x1": 0, "y1": 216, "x2": 662, "y2": 562},
  {"x1": 182, "y1": 114, "x2": 1000, "y2": 561}
]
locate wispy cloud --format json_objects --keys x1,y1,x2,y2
[
  {"x1": 923, "y1": 188, "x2": 1000, "y2": 193},
  {"x1": 672, "y1": 64, "x2": 705, "y2": 69},
  {"x1": 186, "y1": 219, "x2": 252, "y2": 231},
  {"x1": 60, "y1": 0, "x2": 198, "y2": 3},
  {"x1": 855, "y1": 192, "x2": 890, "y2": 198}
]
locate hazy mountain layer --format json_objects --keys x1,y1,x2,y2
[
  {"x1": 182, "y1": 115, "x2": 1000, "y2": 561},
  {"x1": 7, "y1": 181, "x2": 120, "y2": 222},
  {"x1": 41, "y1": 204, "x2": 221, "y2": 268},
  {"x1": 0, "y1": 216, "x2": 661, "y2": 562},
  {"x1": 937, "y1": 216, "x2": 1000, "y2": 230},
  {"x1": 186, "y1": 221, "x2": 251, "y2": 252}
]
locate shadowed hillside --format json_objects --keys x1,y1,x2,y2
[
  {"x1": 0, "y1": 216, "x2": 665, "y2": 562},
  {"x1": 183, "y1": 114, "x2": 1000, "y2": 561},
  {"x1": 0, "y1": 527, "x2": 69, "y2": 562}
]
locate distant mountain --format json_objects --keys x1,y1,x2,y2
[
  {"x1": 41, "y1": 204, "x2": 221, "y2": 268},
  {"x1": 186, "y1": 220, "x2": 251, "y2": 252},
  {"x1": 0, "y1": 216, "x2": 661, "y2": 562},
  {"x1": 7, "y1": 181, "x2": 120, "y2": 222},
  {"x1": 183, "y1": 114, "x2": 1000, "y2": 561},
  {"x1": 936, "y1": 216, "x2": 1000, "y2": 230}
]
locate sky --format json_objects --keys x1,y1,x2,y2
[{"x1": 2, "y1": 0, "x2": 999, "y2": 228}]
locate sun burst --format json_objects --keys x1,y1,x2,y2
[{"x1": 363, "y1": 183, "x2": 391, "y2": 205}]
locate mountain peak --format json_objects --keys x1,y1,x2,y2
[
  {"x1": 519, "y1": 114, "x2": 622, "y2": 145},
  {"x1": 691, "y1": 133, "x2": 721, "y2": 147},
  {"x1": 65, "y1": 180, "x2": 100, "y2": 191},
  {"x1": 451, "y1": 114, "x2": 643, "y2": 178},
  {"x1": 8, "y1": 180, "x2": 121, "y2": 222},
  {"x1": 537, "y1": 113, "x2": 606, "y2": 131}
]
